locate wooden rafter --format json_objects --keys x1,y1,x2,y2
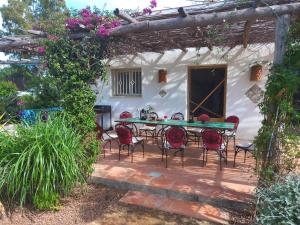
[
  {"x1": 110, "y1": 2, "x2": 300, "y2": 36},
  {"x1": 114, "y1": 8, "x2": 137, "y2": 23},
  {"x1": 243, "y1": 20, "x2": 254, "y2": 48},
  {"x1": 0, "y1": 59, "x2": 40, "y2": 65},
  {"x1": 0, "y1": 0, "x2": 298, "y2": 55}
]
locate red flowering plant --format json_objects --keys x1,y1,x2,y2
[
  {"x1": 64, "y1": 0, "x2": 157, "y2": 38},
  {"x1": 65, "y1": 7, "x2": 121, "y2": 37}
]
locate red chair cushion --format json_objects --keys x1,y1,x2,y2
[
  {"x1": 116, "y1": 126, "x2": 132, "y2": 145},
  {"x1": 202, "y1": 129, "x2": 222, "y2": 149},
  {"x1": 166, "y1": 127, "x2": 186, "y2": 148}
]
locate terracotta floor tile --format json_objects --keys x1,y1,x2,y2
[
  {"x1": 92, "y1": 140, "x2": 257, "y2": 212},
  {"x1": 120, "y1": 191, "x2": 230, "y2": 224}
]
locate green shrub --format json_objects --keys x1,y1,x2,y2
[
  {"x1": 256, "y1": 175, "x2": 300, "y2": 225},
  {"x1": 0, "y1": 81, "x2": 18, "y2": 98},
  {"x1": 0, "y1": 116, "x2": 85, "y2": 209}
]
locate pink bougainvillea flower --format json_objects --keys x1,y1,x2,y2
[
  {"x1": 150, "y1": 0, "x2": 157, "y2": 8},
  {"x1": 37, "y1": 47, "x2": 46, "y2": 55},
  {"x1": 80, "y1": 8, "x2": 92, "y2": 18},
  {"x1": 17, "y1": 100, "x2": 25, "y2": 106},
  {"x1": 143, "y1": 7, "x2": 152, "y2": 15},
  {"x1": 110, "y1": 20, "x2": 121, "y2": 28},
  {"x1": 81, "y1": 16, "x2": 92, "y2": 26},
  {"x1": 66, "y1": 18, "x2": 81, "y2": 29},
  {"x1": 96, "y1": 25, "x2": 109, "y2": 37}
]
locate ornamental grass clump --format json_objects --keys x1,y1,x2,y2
[
  {"x1": 256, "y1": 175, "x2": 300, "y2": 225},
  {"x1": 0, "y1": 116, "x2": 85, "y2": 209}
]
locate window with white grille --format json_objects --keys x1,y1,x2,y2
[{"x1": 111, "y1": 69, "x2": 142, "y2": 96}]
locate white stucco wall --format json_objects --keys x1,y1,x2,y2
[{"x1": 96, "y1": 43, "x2": 274, "y2": 141}]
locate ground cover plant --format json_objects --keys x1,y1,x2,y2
[
  {"x1": 256, "y1": 175, "x2": 300, "y2": 225},
  {"x1": 0, "y1": 116, "x2": 86, "y2": 209}
]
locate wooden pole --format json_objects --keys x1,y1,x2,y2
[
  {"x1": 274, "y1": 14, "x2": 291, "y2": 64},
  {"x1": 110, "y1": 2, "x2": 300, "y2": 36},
  {"x1": 113, "y1": 8, "x2": 138, "y2": 23},
  {"x1": 243, "y1": 20, "x2": 254, "y2": 48}
]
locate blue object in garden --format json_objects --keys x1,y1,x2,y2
[
  {"x1": 20, "y1": 110, "x2": 36, "y2": 125},
  {"x1": 19, "y1": 107, "x2": 63, "y2": 124}
]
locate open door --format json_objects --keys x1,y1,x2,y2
[{"x1": 188, "y1": 66, "x2": 227, "y2": 121}]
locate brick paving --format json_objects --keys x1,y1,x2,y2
[{"x1": 90, "y1": 139, "x2": 257, "y2": 224}]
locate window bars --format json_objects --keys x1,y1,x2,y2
[{"x1": 111, "y1": 68, "x2": 142, "y2": 96}]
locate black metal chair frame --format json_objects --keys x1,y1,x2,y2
[
  {"x1": 171, "y1": 112, "x2": 184, "y2": 120},
  {"x1": 233, "y1": 143, "x2": 254, "y2": 167},
  {"x1": 115, "y1": 123, "x2": 145, "y2": 163},
  {"x1": 96, "y1": 123, "x2": 118, "y2": 158},
  {"x1": 201, "y1": 129, "x2": 227, "y2": 170},
  {"x1": 139, "y1": 112, "x2": 159, "y2": 140},
  {"x1": 159, "y1": 126, "x2": 188, "y2": 168}
]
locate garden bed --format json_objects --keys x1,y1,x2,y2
[{"x1": 1, "y1": 184, "x2": 218, "y2": 225}]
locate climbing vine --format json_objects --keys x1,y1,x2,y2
[{"x1": 254, "y1": 22, "x2": 300, "y2": 184}]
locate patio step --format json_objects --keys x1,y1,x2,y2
[
  {"x1": 119, "y1": 190, "x2": 230, "y2": 225},
  {"x1": 90, "y1": 161, "x2": 254, "y2": 211}
]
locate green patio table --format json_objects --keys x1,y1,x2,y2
[{"x1": 114, "y1": 118, "x2": 234, "y2": 130}]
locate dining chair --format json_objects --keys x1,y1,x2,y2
[
  {"x1": 160, "y1": 126, "x2": 188, "y2": 168},
  {"x1": 95, "y1": 122, "x2": 118, "y2": 158},
  {"x1": 115, "y1": 123, "x2": 144, "y2": 162},
  {"x1": 201, "y1": 129, "x2": 226, "y2": 170},
  {"x1": 233, "y1": 143, "x2": 254, "y2": 167},
  {"x1": 139, "y1": 111, "x2": 159, "y2": 140},
  {"x1": 171, "y1": 112, "x2": 184, "y2": 120},
  {"x1": 224, "y1": 115, "x2": 239, "y2": 160},
  {"x1": 186, "y1": 114, "x2": 207, "y2": 147}
]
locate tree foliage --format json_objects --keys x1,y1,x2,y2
[{"x1": 0, "y1": 0, "x2": 69, "y2": 35}]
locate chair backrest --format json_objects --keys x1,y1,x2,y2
[
  {"x1": 201, "y1": 129, "x2": 223, "y2": 147},
  {"x1": 115, "y1": 123, "x2": 133, "y2": 145},
  {"x1": 146, "y1": 112, "x2": 159, "y2": 126},
  {"x1": 165, "y1": 126, "x2": 187, "y2": 148},
  {"x1": 171, "y1": 112, "x2": 184, "y2": 120},
  {"x1": 225, "y1": 115, "x2": 239, "y2": 130},
  {"x1": 120, "y1": 111, "x2": 133, "y2": 119}
]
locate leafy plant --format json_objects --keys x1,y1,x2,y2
[
  {"x1": 254, "y1": 22, "x2": 300, "y2": 183},
  {"x1": 0, "y1": 81, "x2": 18, "y2": 98},
  {"x1": 0, "y1": 116, "x2": 85, "y2": 209},
  {"x1": 256, "y1": 175, "x2": 300, "y2": 225}
]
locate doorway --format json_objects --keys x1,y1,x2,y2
[{"x1": 188, "y1": 66, "x2": 227, "y2": 121}]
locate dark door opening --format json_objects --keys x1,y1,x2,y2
[{"x1": 189, "y1": 67, "x2": 226, "y2": 120}]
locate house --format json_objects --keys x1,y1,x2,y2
[{"x1": 96, "y1": 43, "x2": 274, "y2": 141}]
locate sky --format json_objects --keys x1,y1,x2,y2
[{"x1": 65, "y1": 0, "x2": 193, "y2": 11}]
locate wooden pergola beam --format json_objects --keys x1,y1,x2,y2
[
  {"x1": 24, "y1": 29, "x2": 47, "y2": 37},
  {"x1": 110, "y1": 2, "x2": 300, "y2": 36},
  {"x1": 243, "y1": 20, "x2": 254, "y2": 48},
  {"x1": 0, "y1": 59, "x2": 40, "y2": 65},
  {"x1": 114, "y1": 8, "x2": 137, "y2": 23},
  {"x1": 0, "y1": 40, "x2": 37, "y2": 49}
]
